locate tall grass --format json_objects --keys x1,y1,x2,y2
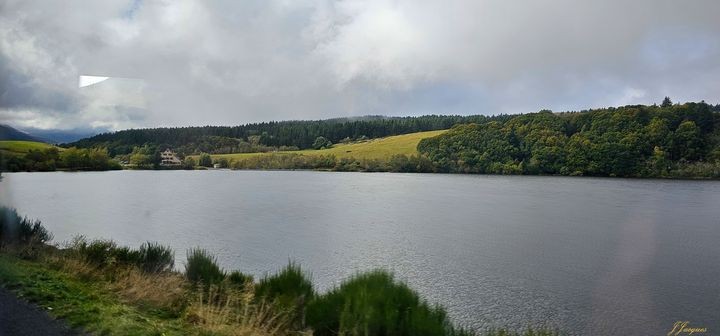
[
  {"x1": 67, "y1": 236, "x2": 174, "y2": 273},
  {"x1": 112, "y1": 267, "x2": 187, "y2": 313},
  {"x1": 185, "y1": 248, "x2": 226, "y2": 286},
  {"x1": 185, "y1": 284, "x2": 293, "y2": 336}
]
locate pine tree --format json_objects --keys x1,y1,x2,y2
[{"x1": 661, "y1": 97, "x2": 673, "y2": 107}]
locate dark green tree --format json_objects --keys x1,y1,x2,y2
[
  {"x1": 312, "y1": 136, "x2": 332, "y2": 150},
  {"x1": 183, "y1": 156, "x2": 196, "y2": 169},
  {"x1": 671, "y1": 120, "x2": 704, "y2": 161},
  {"x1": 661, "y1": 96, "x2": 673, "y2": 107},
  {"x1": 198, "y1": 153, "x2": 213, "y2": 167}
]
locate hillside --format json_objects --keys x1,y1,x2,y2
[
  {"x1": 21, "y1": 127, "x2": 107, "y2": 144},
  {"x1": 0, "y1": 141, "x2": 58, "y2": 155},
  {"x1": 68, "y1": 115, "x2": 499, "y2": 156},
  {"x1": 418, "y1": 102, "x2": 720, "y2": 178},
  {"x1": 0, "y1": 125, "x2": 43, "y2": 142},
  {"x1": 207, "y1": 130, "x2": 446, "y2": 162},
  {"x1": 188, "y1": 102, "x2": 720, "y2": 178}
]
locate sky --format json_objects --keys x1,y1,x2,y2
[{"x1": 0, "y1": 0, "x2": 719, "y2": 131}]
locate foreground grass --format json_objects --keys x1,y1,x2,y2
[
  {"x1": 205, "y1": 130, "x2": 447, "y2": 162},
  {"x1": 0, "y1": 254, "x2": 190, "y2": 335},
  {"x1": 0, "y1": 140, "x2": 59, "y2": 155}
]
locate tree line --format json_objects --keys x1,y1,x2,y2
[
  {"x1": 68, "y1": 115, "x2": 500, "y2": 156},
  {"x1": 417, "y1": 100, "x2": 720, "y2": 178},
  {"x1": 219, "y1": 100, "x2": 720, "y2": 178},
  {"x1": 0, "y1": 147, "x2": 121, "y2": 172}
]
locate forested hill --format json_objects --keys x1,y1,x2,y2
[
  {"x1": 418, "y1": 101, "x2": 720, "y2": 178},
  {"x1": 68, "y1": 115, "x2": 502, "y2": 156},
  {"x1": 67, "y1": 100, "x2": 720, "y2": 178}
]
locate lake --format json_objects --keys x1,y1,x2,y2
[{"x1": 1, "y1": 170, "x2": 719, "y2": 335}]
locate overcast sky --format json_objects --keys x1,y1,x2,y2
[{"x1": 1, "y1": 0, "x2": 719, "y2": 131}]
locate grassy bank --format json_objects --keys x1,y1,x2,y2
[
  {"x1": 186, "y1": 130, "x2": 445, "y2": 172},
  {"x1": 0, "y1": 207, "x2": 561, "y2": 336},
  {"x1": 0, "y1": 254, "x2": 190, "y2": 335},
  {"x1": 203, "y1": 130, "x2": 446, "y2": 162},
  {"x1": 0, "y1": 140, "x2": 59, "y2": 155}
]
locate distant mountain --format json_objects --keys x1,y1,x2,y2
[
  {"x1": 20, "y1": 127, "x2": 108, "y2": 144},
  {"x1": 0, "y1": 124, "x2": 43, "y2": 142}
]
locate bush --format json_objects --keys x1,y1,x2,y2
[
  {"x1": 0, "y1": 206, "x2": 52, "y2": 246},
  {"x1": 312, "y1": 136, "x2": 332, "y2": 150},
  {"x1": 183, "y1": 156, "x2": 196, "y2": 169},
  {"x1": 307, "y1": 270, "x2": 462, "y2": 336},
  {"x1": 256, "y1": 262, "x2": 314, "y2": 325},
  {"x1": 198, "y1": 153, "x2": 213, "y2": 167},
  {"x1": 185, "y1": 248, "x2": 225, "y2": 286},
  {"x1": 113, "y1": 245, "x2": 143, "y2": 265},
  {"x1": 228, "y1": 270, "x2": 254, "y2": 287},
  {"x1": 75, "y1": 238, "x2": 119, "y2": 267},
  {"x1": 138, "y1": 242, "x2": 175, "y2": 273},
  {"x1": 68, "y1": 237, "x2": 173, "y2": 273}
]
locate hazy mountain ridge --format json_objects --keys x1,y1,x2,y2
[
  {"x1": 0, "y1": 124, "x2": 43, "y2": 142},
  {"x1": 20, "y1": 127, "x2": 108, "y2": 144}
]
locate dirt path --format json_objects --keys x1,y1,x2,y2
[{"x1": 0, "y1": 288, "x2": 80, "y2": 336}]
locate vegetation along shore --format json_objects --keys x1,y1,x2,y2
[
  {"x1": 0, "y1": 206, "x2": 560, "y2": 335},
  {"x1": 2, "y1": 99, "x2": 719, "y2": 178}
]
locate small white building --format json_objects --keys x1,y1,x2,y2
[{"x1": 160, "y1": 149, "x2": 182, "y2": 166}]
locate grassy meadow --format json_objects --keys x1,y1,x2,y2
[
  {"x1": 204, "y1": 129, "x2": 446, "y2": 162},
  {"x1": 0, "y1": 140, "x2": 59, "y2": 155}
]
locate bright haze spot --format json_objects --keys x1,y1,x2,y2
[{"x1": 79, "y1": 75, "x2": 111, "y2": 88}]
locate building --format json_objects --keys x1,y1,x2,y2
[{"x1": 160, "y1": 149, "x2": 182, "y2": 166}]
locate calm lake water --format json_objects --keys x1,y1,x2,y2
[{"x1": 1, "y1": 170, "x2": 719, "y2": 335}]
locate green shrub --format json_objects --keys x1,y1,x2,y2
[
  {"x1": 228, "y1": 270, "x2": 254, "y2": 287},
  {"x1": 113, "y1": 245, "x2": 143, "y2": 265},
  {"x1": 256, "y1": 262, "x2": 314, "y2": 326},
  {"x1": 138, "y1": 242, "x2": 174, "y2": 273},
  {"x1": 312, "y1": 136, "x2": 332, "y2": 150},
  {"x1": 77, "y1": 239, "x2": 119, "y2": 267},
  {"x1": 307, "y1": 270, "x2": 463, "y2": 336},
  {"x1": 68, "y1": 237, "x2": 174, "y2": 273},
  {"x1": 0, "y1": 206, "x2": 52, "y2": 246},
  {"x1": 185, "y1": 248, "x2": 225, "y2": 286},
  {"x1": 198, "y1": 153, "x2": 213, "y2": 167}
]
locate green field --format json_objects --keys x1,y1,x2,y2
[
  {"x1": 206, "y1": 130, "x2": 447, "y2": 162},
  {"x1": 0, "y1": 140, "x2": 57, "y2": 155}
]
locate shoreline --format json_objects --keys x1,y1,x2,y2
[{"x1": 3, "y1": 167, "x2": 719, "y2": 181}]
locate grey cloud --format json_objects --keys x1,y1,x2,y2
[
  {"x1": 0, "y1": 55, "x2": 74, "y2": 111},
  {"x1": 0, "y1": 0, "x2": 719, "y2": 130}
]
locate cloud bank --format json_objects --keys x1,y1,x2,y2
[{"x1": 1, "y1": 0, "x2": 719, "y2": 130}]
